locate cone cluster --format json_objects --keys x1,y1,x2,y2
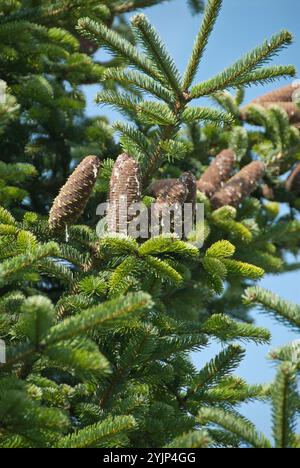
[
  {"x1": 49, "y1": 156, "x2": 101, "y2": 230},
  {"x1": 242, "y1": 82, "x2": 300, "y2": 127},
  {"x1": 106, "y1": 153, "x2": 197, "y2": 236}
]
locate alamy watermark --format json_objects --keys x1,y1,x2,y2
[
  {"x1": 0, "y1": 339, "x2": 6, "y2": 364},
  {"x1": 96, "y1": 198, "x2": 205, "y2": 247},
  {"x1": 0, "y1": 79, "x2": 6, "y2": 105}
]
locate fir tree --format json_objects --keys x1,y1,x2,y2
[{"x1": 0, "y1": 0, "x2": 300, "y2": 449}]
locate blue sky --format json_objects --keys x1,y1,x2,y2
[{"x1": 84, "y1": 0, "x2": 300, "y2": 441}]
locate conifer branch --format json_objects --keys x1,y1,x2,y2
[
  {"x1": 201, "y1": 314, "x2": 271, "y2": 344},
  {"x1": 182, "y1": 106, "x2": 234, "y2": 125},
  {"x1": 113, "y1": 0, "x2": 170, "y2": 14},
  {"x1": 96, "y1": 90, "x2": 140, "y2": 116},
  {"x1": 233, "y1": 65, "x2": 296, "y2": 88},
  {"x1": 45, "y1": 292, "x2": 153, "y2": 345},
  {"x1": 57, "y1": 415, "x2": 137, "y2": 448},
  {"x1": 183, "y1": 0, "x2": 223, "y2": 90},
  {"x1": 131, "y1": 13, "x2": 182, "y2": 95},
  {"x1": 191, "y1": 31, "x2": 294, "y2": 98},
  {"x1": 197, "y1": 408, "x2": 272, "y2": 448},
  {"x1": 244, "y1": 286, "x2": 300, "y2": 328},
  {"x1": 188, "y1": 345, "x2": 245, "y2": 393},
  {"x1": 77, "y1": 17, "x2": 163, "y2": 81},
  {"x1": 165, "y1": 430, "x2": 211, "y2": 448},
  {"x1": 104, "y1": 68, "x2": 174, "y2": 102},
  {"x1": 272, "y1": 363, "x2": 298, "y2": 448},
  {"x1": 0, "y1": 242, "x2": 60, "y2": 287}
]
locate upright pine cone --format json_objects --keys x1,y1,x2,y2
[
  {"x1": 180, "y1": 172, "x2": 197, "y2": 205},
  {"x1": 148, "y1": 173, "x2": 197, "y2": 204},
  {"x1": 49, "y1": 156, "x2": 101, "y2": 230},
  {"x1": 153, "y1": 172, "x2": 196, "y2": 236},
  {"x1": 155, "y1": 172, "x2": 195, "y2": 207},
  {"x1": 285, "y1": 164, "x2": 300, "y2": 194},
  {"x1": 197, "y1": 149, "x2": 236, "y2": 198},
  {"x1": 107, "y1": 153, "x2": 142, "y2": 234},
  {"x1": 210, "y1": 161, "x2": 265, "y2": 209}
]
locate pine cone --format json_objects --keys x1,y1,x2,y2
[
  {"x1": 179, "y1": 172, "x2": 197, "y2": 207},
  {"x1": 147, "y1": 179, "x2": 177, "y2": 198},
  {"x1": 156, "y1": 174, "x2": 189, "y2": 207},
  {"x1": 210, "y1": 161, "x2": 265, "y2": 209},
  {"x1": 285, "y1": 164, "x2": 300, "y2": 194},
  {"x1": 197, "y1": 149, "x2": 236, "y2": 197},
  {"x1": 149, "y1": 172, "x2": 197, "y2": 205},
  {"x1": 252, "y1": 83, "x2": 300, "y2": 104},
  {"x1": 153, "y1": 172, "x2": 196, "y2": 237},
  {"x1": 107, "y1": 153, "x2": 142, "y2": 234},
  {"x1": 49, "y1": 156, "x2": 101, "y2": 230}
]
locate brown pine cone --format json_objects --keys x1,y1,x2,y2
[
  {"x1": 156, "y1": 174, "x2": 190, "y2": 207},
  {"x1": 252, "y1": 83, "x2": 300, "y2": 104},
  {"x1": 210, "y1": 161, "x2": 265, "y2": 209},
  {"x1": 197, "y1": 149, "x2": 236, "y2": 198},
  {"x1": 180, "y1": 172, "x2": 197, "y2": 205},
  {"x1": 49, "y1": 156, "x2": 101, "y2": 230},
  {"x1": 147, "y1": 179, "x2": 177, "y2": 198},
  {"x1": 285, "y1": 164, "x2": 300, "y2": 194},
  {"x1": 107, "y1": 153, "x2": 142, "y2": 234},
  {"x1": 153, "y1": 172, "x2": 196, "y2": 237},
  {"x1": 149, "y1": 173, "x2": 197, "y2": 205}
]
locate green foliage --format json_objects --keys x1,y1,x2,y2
[
  {"x1": 57, "y1": 415, "x2": 137, "y2": 448},
  {"x1": 183, "y1": 0, "x2": 222, "y2": 89},
  {"x1": 197, "y1": 407, "x2": 272, "y2": 448},
  {"x1": 198, "y1": 339, "x2": 300, "y2": 448},
  {"x1": 244, "y1": 286, "x2": 300, "y2": 328},
  {"x1": 191, "y1": 31, "x2": 294, "y2": 97},
  {"x1": 271, "y1": 362, "x2": 298, "y2": 448}
]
